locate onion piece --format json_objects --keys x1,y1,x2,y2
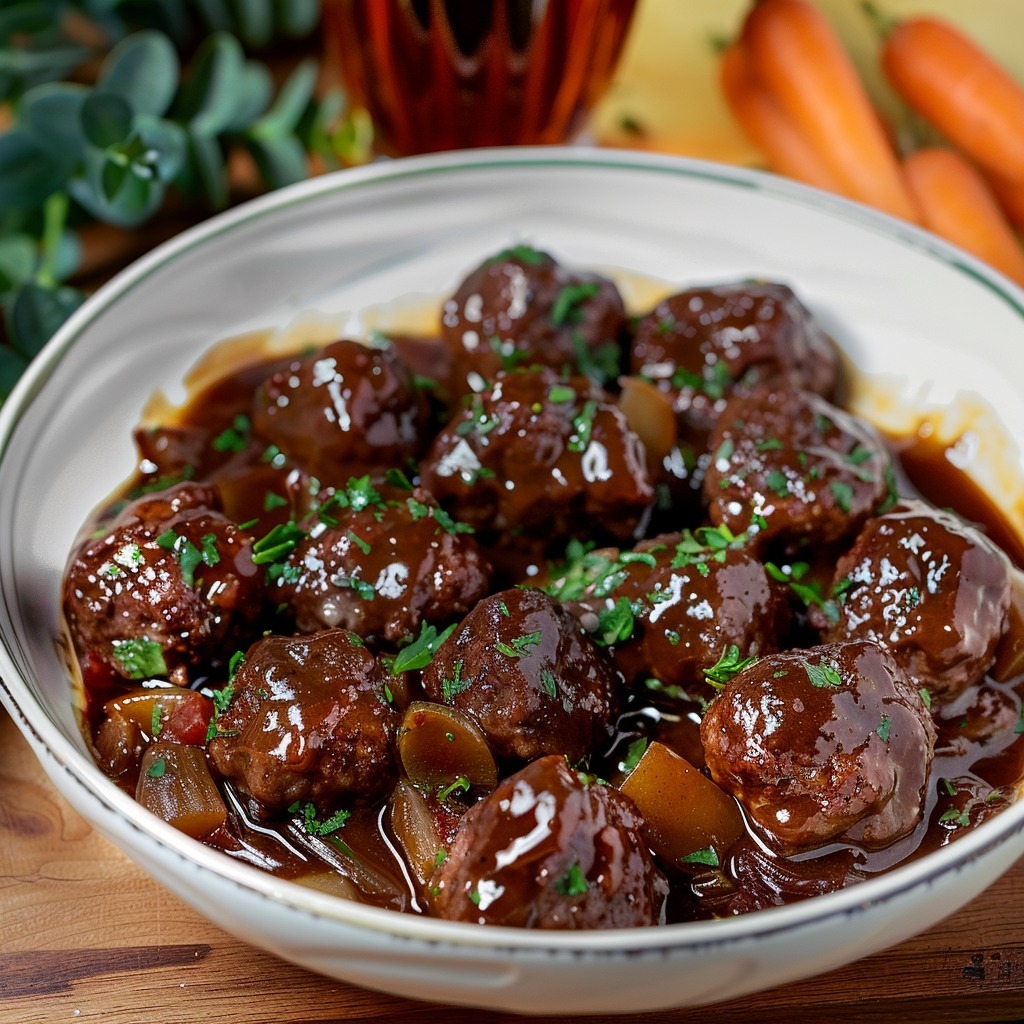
[
  {"x1": 136, "y1": 741, "x2": 227, "y2": 839},
  {"x1": 389, "y1": 780, "x2": 445, "y2": 887},
  {"x1": 397, "y1": 700, "x2": 498, "y2": 794},
  {"x1": 618, "y1": 375, "x2": 677, "y2": 466},
  {"x1": 104, "y1": 685, "x2": 199, "y2": 739},
  {"x1": 620, "y1": 740, "x2": 744, "y2": 866}
]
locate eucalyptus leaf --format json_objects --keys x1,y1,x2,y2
[
  {"x1": 20, "y1": 82, "x2": 89, "y2": 160},
  {"x1": 134, "y1": 114, "x2": 187, "y2": 182},
  {"x1": 220, "y1": 60, "x2": 272, "y2": 133},
  {"x1": 98, "y1": 31, "x2": 179, "y2": 117},
  {"x1": 6, "y1": 282, "x2": 84, "y2": 358},
  {"x1": 0, "y1": 130, "x2": 71, "y2": 208},
  {"x1": 81, "y1": 91, "x2": 134, "y2": 149},
  {"x1": 247, "y1": 133, "x2": 308, "y2": 190},
  {"x1": 229, "y1": 0, "x2": 273, "y2": 48},
  {"x1": 0, "y1": 345, "x2": 30, "y2": 402},
  {"x1": 183, "y1": 129, "x2": 228, "y2": 209},
  {"x1": 175, "y1": 32, "x2": 246, "y2": 136},
  {"x1": 0, "y1": 235, "x2": 37, "y2": 293},
  {"x1": 250, "y1": 58, "x2": 316, "y2": 139},
  {"x1": 272, "y1": 0, "x2": 320, "y2": 37}
]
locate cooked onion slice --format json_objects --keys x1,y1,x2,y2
[
  {"x1": 618, "y1": 375, "x2": 677, "y2": 465},
  {"x1": 136, "y1": 741, "x2": 227, "y2": 839},
  {"x1": 620, "y1": 740, "x2": 744, "y2": 866},
  {"x1": 389, "y1": 780, "x2": 444, "y2": 887},
  {"x1": 397, "y1": 700, "x2": 498, "y2": 794}
]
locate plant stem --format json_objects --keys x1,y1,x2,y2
[{"x1": 36, "y1": 192, "x2": 70, "y2": 290}]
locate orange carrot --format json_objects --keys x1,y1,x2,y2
[
  {"x1": 985, "y1": 171, "x2": 1024, "y2": 234},
  {"x1": 718, "y1": 39, "x2": 844, "y2": 195},
  {"x1": 741, "y1": 0, "x2": 919, "y2": 221},
  {"x1": 881, "y1": 16, "x2": 1024, "y2": 186},
  {"x1": 903, "y1": 147, "x2": 1024, "y2": 288}
]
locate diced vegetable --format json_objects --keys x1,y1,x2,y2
[
  {"x1": 103, "y1": 685, "x2": 212, "y2": 744},
  {"x1": 397, "y1": 700, "x2": 498, "y2": 794},
  {"x1": 389, "y1": 780, "x2": 445, "y2": 887},
  {"x1": 617, "y1": 375, "x2": 678, "y2": 466},
  {"x1": 619, "y1": 741, "x2": 744, "y2": 866},
  {"x1": 136, "y1": 741, "x2": 227, "y2": 839}
]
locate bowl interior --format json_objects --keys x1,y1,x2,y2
[{"x1": 2, "y1": 149, "x2": 1024, "y2": 957}]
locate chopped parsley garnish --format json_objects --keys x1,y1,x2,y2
[
  {"x1": 252, "y1": 521, "x2": 306, "y2": 567},
  {"x1": 804, "y1": 661, "x2": 843, "y2": 689},
  {"x1": 920, "y1": 687, "x2": 933, "y2": 710},
  {"x1": 671, "y1": 524, "x2": 747, "y2": 569},
  {"x1": 432, "y1": 506, "x2": 475, "y2": 536},
  {"x1": 619, "y1": 737, "x2": 648, "y2": 774},
  {"x1": 146, "y1": 757, "x2": 167, "y2": 779},
  {"x1": 544, "y1": 539, "x2": 631, "y2": 602},
  {"x1": 205, "y1": 680, "x2": 238, "y2": 742},
  {"x1": 765, "y1": 561, "x2": 840, "y2": 623},
  {"x1": 405, "y1": 497, "x2": 430, "y2": 520},
  {"x1": 756, "y1": 437, "x2": 784, "y2": 452},
  {"x1": 495, "y1": 630, "x2": 543, "y2": 659},
  {"x1": 393, "y1": 621, "x2": 458, "y2": 673},
  {"x1": 156, "y1": 529, "x2": 219, "y2": 588},
  {"x1": 228, "y1": 650, "x2": 246, "y2": 681},
  {"x1": 939, "y1": 805, "x2": 971, "y2": 828},
  {"x1": 150, "y1": 704, "x2": 163, "y2": 738},
  {"x1": 548, "y1": 384, "x2": 576, "y2": 404},
  {"x1": 487, "y1": 335, "x2": 528, "y2": 372},
  {"x1": 540, "y1": 668, "x2": 558, "y2": 698},
  {"x1": 567, "y1": 399, "x2": 598, "y2": 453},
  {"x1": 261, "y1": 444, "x2": 287, "y2": 468},
  {"x1": 703, "y1": 645, "x2": 757, "y2": 690},
  {"x1": 437, "y1": 776, "x2": 471, "y2": 803},
  {"x1": 441, "y1": 660, "x2": 472, "y2": 701},
  {"x1": 553, "y1": 862, "x2": 589, "y2": 896},
  {"x1": 289, "y1": 800, "x2": 351, "y2": 837},
  {"x1": 385, "y1": 467, "x2": 415, "y2": 490},
  {"x1": 877, "y1": 714, "x2": 892, "y2": 742},
  {"x1": 765, "y1": 468, "x2": 790, "y2": 497},
  {"x1": 332, "y1": 574, "x2": 376, "y2": 600},
  {"x1": 595, "y1": 596, "x2": 637, "y2": 647},
  {"x1": 670, "y1": 360, "x2": 732, "y2": 399},
  {"x1": 456, "y1": 395, "x2": 502, "y2": 437},
  {"x1": 550, "y1": 281, "x2": 600, "y2": 328},
  {"x1": 679, "y1": 846, "x2": 719, "y2": 867},
  {"x1": 499, "y1": 600, "x2": 510, "y2": 617},
  {"x1": 845, "y1": 445, "x2": 874, "y2": 466},
  {"x1": 830, "y1": 480, "x2": 854, "y2": 514},
  {"x1": 264, "y1": 491, "x2": 288, "y2": 511},
  {"x1": 112, "y1": 638, "x2": 167, "y2": 679},
  {"x1": 346, "y1": 530, "x2": 372, "y2": 556},
  {"x1": 211, "y1": 414, "x2": 251, "y2": 453},
  {"x1": 489, "y1": 244, "x2": 547, "y2": 266},
  {"x1": 571, "y1": 336, "x2": 621, "y2": 386}
]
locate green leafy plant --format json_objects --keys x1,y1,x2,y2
[{"x1": 0, "y1": 0, "x2": 371, "y2": 402}]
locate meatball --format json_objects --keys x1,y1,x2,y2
[
  {"x1": 701, "y1": 640, "x2": 936, "y2": 850},
  {"x1": 275, "y1": 483, "x2": 492, "y2": 643},
  {"x1": 208, "y1": 629, "x2": 398, "y2": 811},
  {"x1": 703, "y1": 386, "x2": 894, "y2": 551},
  {"x1": 630, "y1": 282, "x2": 838, "y2": 446},
  {"x1": 440, "y1": 246, "x2": 625, "y2": 394},
  {"x1": 421, "y1": 588, "x2": 620, "y2": 764},
  {"x1": 815, "y1": 499, "x2": 1012, "y2": 701},
  {"x1": 430, "y1": 755, "x2": 668, "y2": 929},
  {"x1": 62, "y1": 482, "x2": 262, "y2": 683},
  {"x1": 558, "y1": 531, "x2": 790, "y2": 690},
  {"x1": 420, "y1": 367, "x2": 653, "y2": 545},
  {"x1": 250, "y1": 338, "x2": 425, "y2": 484}
]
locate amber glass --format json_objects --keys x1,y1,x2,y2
[{"x1": 323, "y1": 0, "x2": 639, "y2": 156}]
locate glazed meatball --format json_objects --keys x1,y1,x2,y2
[
  {"x1": 630, "y1": 282, "x2": 838, "y2": 445},
  {"x1": 420, "y1": 367, "x2": 653, "y2": 545},
  {"x1": 701, "y1": 640, "x2": 936, "y2": 850},
  {"x1": 440, "y1": 246, "x2": 625, "y2": 393},
  {"x1": 421, "y1": 588, "x2": 620, "y2": 764},
  {"x1": 250, "y1": 338, "x2": 425, "y2": 484},
  {"x1": 208, "y1": 629, "x2": 398, "y2": 811},
  {"x1": 815, "y1": 499, "x2": 1012, "y2": 701},
  {"x1": 430, "y1": 755, "x2": 668, "y2": 928},
  {"x1": 703, "y1": 386, "x2": 894, "y2": 551},
  {"x1": 558, "y1": 531, "x2": 790, "y2": 690},
  {"x1": 62, "y1": 482, "x2": 262, "y2": 684},
  {"x1": 275, "y1": 483, "x2": 492, "y2": 642}
]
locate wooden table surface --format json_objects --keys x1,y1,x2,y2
[{"x1": 1, "y1": 711, "x2": 1023, "y2": 1024}]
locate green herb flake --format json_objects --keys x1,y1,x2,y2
[
  {"x1": 489, "y1": 244, "x2": 546, "y2": 266},
  {"x1": 441, "y1": 660, "x2": 471, "y2": 701},
  {"x1": 568, "y1": 399, "x2": 599, "y2": 454},
  {"x1": 346, "y1": 530, "x2": 372, "y2": 556},
  {"x1": 548, "y1": 384, "x2": 576, "y2": 404},
  {"x1": 212, "y1": 414, "x2": 251, "y2": 453},
  {"x1": 264, "y1": 491, "x2": 288, "y2": 512},
  {"x1": 680, "y1": 846, "x2": 719, "y2": 867},
  {"x1": 876, "y1": 714, "x2": 892, "y2": 742},
  {"x1": 385, "y1": 467, "x2": 415, "y2": 490},
  {"x1": 755, "y1": 437, "x2": 784, "y2": 452},
  {"x1": 939, "y1": 805, "x2": 971, "y2": 828},
  {"x1": 830, "y1": 480, "x2": 854, "y2": 514},
  {"x1": 540, "y1": 667, "x2": 558, "y2": 699},
  {"x1": 146, "y1": 757, "x2": 167, "y2": 779},
  {"x1": 432, "y1": 506, "x2": 475, "y2": 536},
  {"x1": 150, "y1": 704, "x2": 163, "y2": 738},
  {"x1": 620, "y1": 737, "x2": 648, "y2": 773},
  {"x1": 290, "y1": 800, "x2": 351, "y2": 837},
  {"x1": 332, "y1": 574, "x2": 376, "y2": 601},
  {"x1": 393, "y1": 621, "x2": 458, "y2": 674},
  {"x1": 252, "y1": 521, "x2": 306, "y2": 567},
  {"x1": 596, "y1": 596, "x2": 636, "y2": 647},
  {"x1": 112, "y1": 638, "x2": 167, "y2": 680},
  {"x1": 920, "y1": 687, "x2": 933, "y2": 710},
  {"x1": 703, "y1": 645, "x2": 756, "y2": 690},
  {"x1": 551, "y1": 282, "x2": 600, "y2": 328},
  {"x1": 495, "y1": 630, "x2": 543, "y2": 659},
  {"x1": 437, "y1": 776, "x2": 471, "y2": 803},
  {"x1": 765, "y1": 468, "x2": 790, "y2": 497},
  {"x1": 553, "y1": 862, "x2": 589, "y2": 896},
  {"x1": 804, "y1": 661, "x2": 843, "y2": 689}
]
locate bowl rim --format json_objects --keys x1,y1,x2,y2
[{"x1": 2, "y1": 145, "x2": 1024, "y2": 956}]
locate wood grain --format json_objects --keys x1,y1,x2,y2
[{"x1": 2, "y1": 708, "x2": 1023, "y2": 1024}]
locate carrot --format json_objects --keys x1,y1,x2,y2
[
  {"x1": 881, "y1": 16, "x2": 1024, "y2": 186},
  {"x1": 718, "y1": 39, "x2": 844, "y2": 195},
  {"x1": 903, "y1": 147, "x2": 1024, "y2": 288},
  {"x1": 986, "y1": 171, "x2": 1024, "y2": 234},
  {"x1": 741, "y1": 0, "x2": 919, "y2": 222}
]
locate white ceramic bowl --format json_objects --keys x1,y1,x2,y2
[{"x1": 2, "y1": 149, "x2": 1024, "y2": 1016}]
